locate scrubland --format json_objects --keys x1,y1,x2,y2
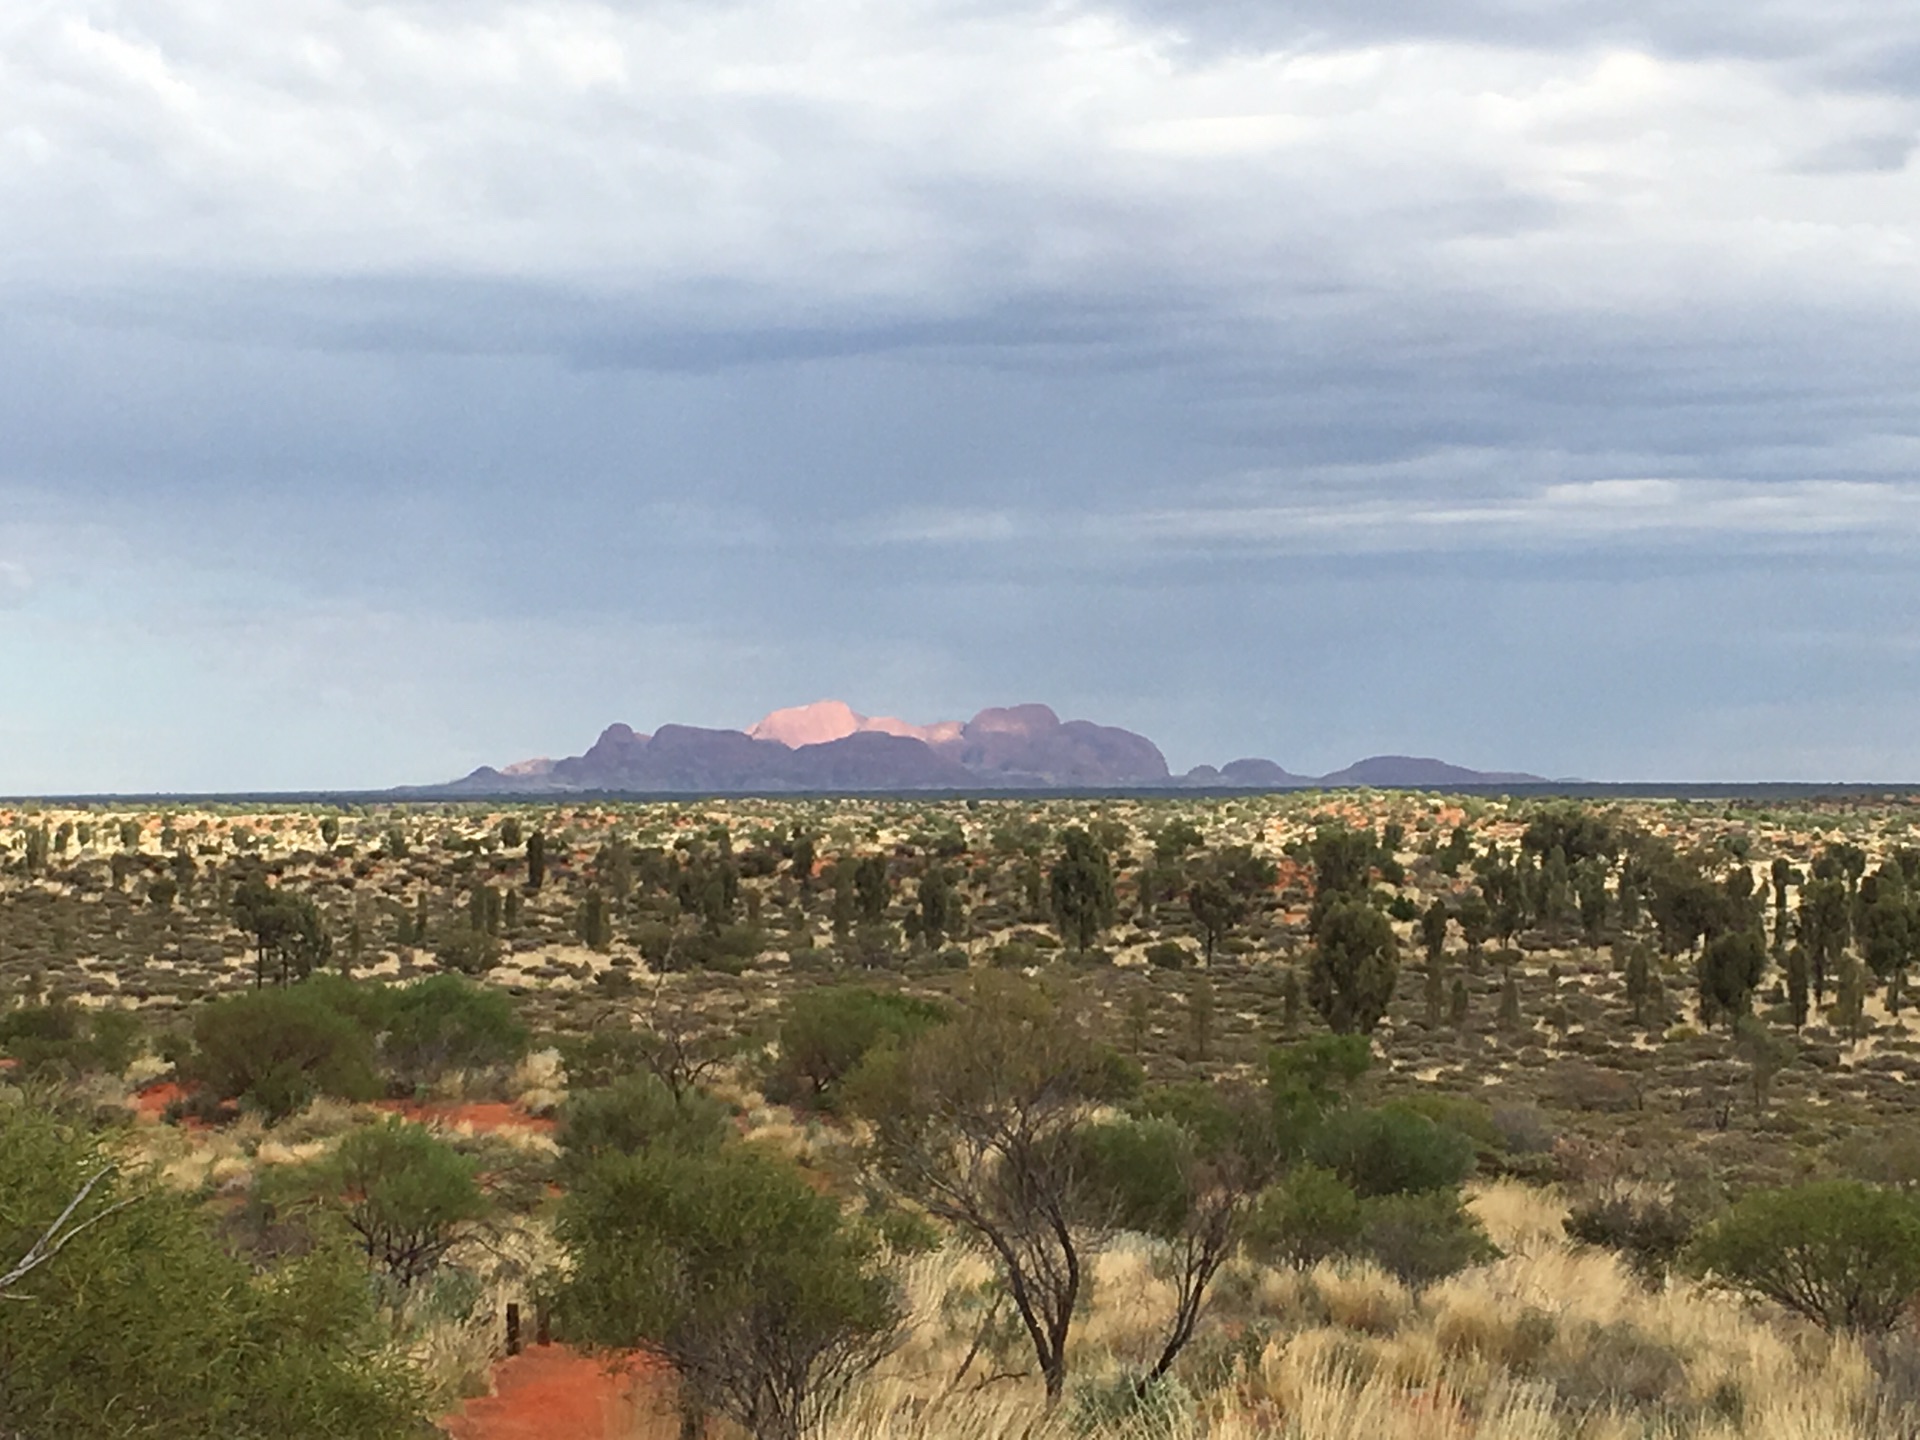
[{"x1": 7, "y1": 790, "x2": 1920, "y2": 1438}]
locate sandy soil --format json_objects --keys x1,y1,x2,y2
[{"x1": 441, "y1": 1347, "x2": 670, "y2": 1440}]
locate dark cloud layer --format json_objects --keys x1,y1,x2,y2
[{"x1": 1, "y1": 0, "x2": 1918, "y2": 788}]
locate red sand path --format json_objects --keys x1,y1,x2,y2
[{"x1": 442, "y1": 1347, "x2": 674, "y2": 1440}]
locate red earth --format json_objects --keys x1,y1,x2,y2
[
  {"x1": 441, "y1": 1347, "x2": 672, "y2": 1440},
  {"x1": 129, "y1": 1080, "x2": 234, "y2": 1129}
]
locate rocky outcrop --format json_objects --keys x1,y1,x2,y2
[{"x1": 428, "y1": 702, "x2": 1544, "y2": 794}]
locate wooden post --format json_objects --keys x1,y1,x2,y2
[{"x1": 505, "y1": 1302, "x2": 521, "y2": 1356}]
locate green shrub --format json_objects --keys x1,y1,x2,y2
[
  {"x1": 1244, "y1": 1165, "x2": 1364, "y2": 1267},
  {"x1": 382, "y1": 975, "x2": 528, "y2": 1091},
  {"x1": 1309, "y1": 1104, "x2": 1477, "y2": 1198},
  {"x1": 1391, "y1": 1094, "x2": 1504, "y2": 1162},
  {"x1": 1356, "y1": 1190, "x2": 1498, "y2": 1284},
  {"x1": 432, "y1": 926, "x2": 500, "y2": 975},
  {"x1": 558, "y1": 1145, "x2": 903, "y2": 1440},
  {"x1": 0, "y1": 1002, "x2": 140, "y2": 1080},
  {"x1": 1246, "y1": 1168, "x2": 1494, "y2": 1283},
  {"x1": 556, "y1": 1073, "x2": 731, "y2": 1182},
  {"x1": 187, "y1": 983, "x2": 380, "y2": 1123},
  {"x1": 767, "y1": 986, "x2": 947, "y2": 1109},
  {"x1": 1144, "y1": 941, "x2": 1191, "y2": 971},
  {"x1": 0, "y1": 1098, "x2": 428, "y2": 1438},
  {"x1": 328, "y1": 1119, "x2": 487, "y2": 1288},
  {"x1": 1688, "y1": 1180, "x2": 1920, "y2": 1333}
]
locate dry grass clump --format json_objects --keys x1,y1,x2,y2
[
  {"x1": 825, "y1": 1188, "x2": 1920, "y2": 1440},
  {"x1": 408, "y1": 1217, "x2": 566, "y2": 1408},
  {"x1": 1467, "y1": 1179, "x2": 1569, "y2": 1256},
  {"x1": 1310, "y1": 1261, "x2": 1414, "y2": 1336}
]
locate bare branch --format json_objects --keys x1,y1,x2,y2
[{"x1": 0, "y1": 1165, "x2": 138, "y2": 1297}]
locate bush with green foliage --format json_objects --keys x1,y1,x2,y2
[
  {"x1": 1266, "y1": 1034, "x2": 1371, "y2": 1156},
  {"x1": 767, "y1": 985, "x2": 947, "y2": 1108},
  {"x1": 187, "y1": 982, "x2": 380, "y2": 1122},
  {"x1": 1144, "y1": 940, "x2": 1192, "y2": 971},
  {"x1": 327, "y1": 1119, "x2": 488, "y2": 1288},
  {"x1": 850, "y1": 975, "x2": 1138, "y2": 1402},
  {"x1": 231, "y1": 874, "x2": 333, "y2": 987},
  {"x1": 1244, "y1": 1164, "x2": 1364, "y2": 1267},
  {"x1": 559, "y1": 1145, "x2": 903, "y2": 1440},
  {"x1": 1245, "y1": 1164, "x2": 1494, "y2": 1284},
  {"x1": 0, "y1": 1002, "x2": 139, "y2": 1081},
  {"x1": 0, "y1": 1100, "x2": 428, "y2": 1438},
  {"x1": 1355, "y1": 1190, "x2": 1499, "y2": 1283},
  {"x1": 1688, "y1": 1180, "x2": 1920, "y2": 1333},
  {"x1": 381, "y1": 975, "x2": 529, "y2": 1091},
  {"x1": 556, "y1": 1073, "x2": 732, "y2": 1183},
  {"x1": 1308, "y1": 1103, "x2": 1478, "y2": 1198}
]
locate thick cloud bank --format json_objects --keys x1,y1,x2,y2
[{"x1": 1, "y1": 1, "x2": 1917, "y2": 788}]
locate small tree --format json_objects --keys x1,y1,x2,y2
[
  {"x1": 0, "y1": 1100, "x2": 428, "y2": 1437},
  {"x1": 526, "y1": 829, "x2": 547, "y2": 891},
  {"x1": 232, "y1": 876, "x2": 333, "y2": 988},
  {"x1": 853, "y1": 856, "x2": 890, "y2": 923},
  {"x1": 1049, "y1": 828, "x2": 1116, "y2": 954},
  {"x1": 1187, "y1": 974, "x2": 1215, "y2": 1061},
  {"x1": 1733, "y1": 1017, "x2": 1793, "y2": 1116},
  {"x1": 578, "y1": 889, "x2": 614, "y2": 951},
  {"x1": 1697, "y1": 929, "x2": 1766, "y2": 1028},
  {"x1": 330, "y1": 1119, "x2": 487, "y2": 1288},
  {"x1": 1785, "y1": 944, "x2": 1811, "y2": 1030},
  {"x1": 1420, "y1": 900, "x2": 1450, "y2": 965},
  {"x1": 849, "y1": 976, "x2": 1136, "y2": 1403},
  {"x1": 1835, "y1": 950, "x2": 1870, "y2": 1044},
  {"x1": 1689, "y1": 1180, "x2": 1920, "y2": 1333},
  {"x1": 1497, "y1": 967, "x2": 1522, "y2": 1031},
  {"x1": 918, "y1": 864, "x2": 958, "y2": 947},
  {"x1": 1076, "y1": 1084, "x2": 1274, "y2": 1385},
  {"x1": 560, "y1": 1146, "x2": 903, "y2": 1440},
  {"x1": 1305, "y1": 900, "x2": 1398, "y2": 1035},
  {"x1": 1187, "y1": 876, "x2": 1244, "y2": 967}
]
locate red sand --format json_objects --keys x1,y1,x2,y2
[
  {"x1": 441, "y1": 1347, "x2": 671, "y2": 1440},
  {"x1": 372, "y1": 1100, "x2": 557, "y2": 1136},
  {"x1": 129, "y1": 1080, "x2": 232, "y2": 1129},
  {"x1": 133, "y1": 1080, "x2": 188, "y2": 1118}
]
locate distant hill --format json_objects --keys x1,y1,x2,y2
[
  {"x1": 1315, "y1": 755, "x2": 1548, "y2": 789},
  {"x1": 429, "y1": 699, "x2": 1547, "y2": 795}
]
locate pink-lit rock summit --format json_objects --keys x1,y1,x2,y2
[{"x1": 439, "y1": 699, "x2": 1543, "y2": 794}]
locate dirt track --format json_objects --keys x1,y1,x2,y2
[{"x1": 442, "y1": 1346, "x2": 671, "y2": 1440}]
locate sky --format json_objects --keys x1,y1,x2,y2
[{"x1": 3, "y1": 0, "x2": 1920, "y2": 790}]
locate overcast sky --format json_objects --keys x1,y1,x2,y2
[{"x1": 3, "y1": 0, "x2": 1919, "y2": 790}]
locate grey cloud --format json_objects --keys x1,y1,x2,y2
[
  {"x1": 1112, "y1": 1, "x2": 1920, "y2": 79},
  {"x1": 1790, "y1": 131, "x2": 1916, "y2": 173},
  {"x1": 7, "y1": 0, "x2": 1920, "y2": 785}
]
